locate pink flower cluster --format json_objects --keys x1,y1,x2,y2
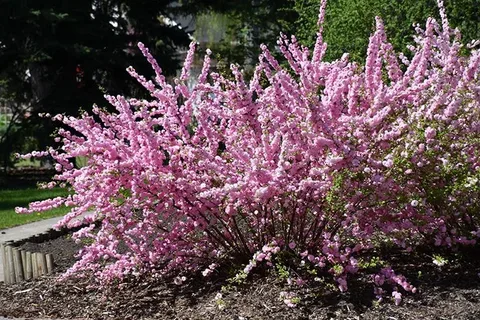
[
  {"x1": 17, "y1": 0, "x2": 480, "y2": 296},
  {"x1": 374, "y1": 267, "x2": 417, "y2": 304}
]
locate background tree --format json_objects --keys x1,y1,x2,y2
[
  {"x1": 0, "y1": 0, "x2": 203, "y2": 169},
  {"x1": 193, "y1": 0, "x2": 298, "y2": 71},
  {"x1": 294, "y1": 0, "x2": 480, "y2": 61}
]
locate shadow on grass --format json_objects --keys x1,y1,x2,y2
[
  {"x1": 0, "y1": 188, "x2": 68, "y2": 210},
  {"x1": 0, "y1": 187, "x2": 70, "y2": 229}
]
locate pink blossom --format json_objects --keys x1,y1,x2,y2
[
  {"x1": 382, "y1": 159, "x2": 393, "y2": 168},
  {"x1": 256, "y1": 253, "x2": 266, "y2": 261},
  {"x1": 14, "y1": 0, "x2": 480, "y2": 292},
  {"x1": 425, "y1": 127, "x2": 437, "y2": 139},
  {"x1": 392, "y1": 290, "x2": 402, "y2": 306}
]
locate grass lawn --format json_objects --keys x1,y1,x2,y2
[
  {"x1": 14, "y1": 158, "x2": 43, "y2": 168},
  {"x1": 0, "y1": 188, "x2": 71, "y2": 230}
]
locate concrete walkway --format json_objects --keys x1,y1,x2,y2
[{"x1": 0, "y1": 215, "x2": 85, "y2": 283}]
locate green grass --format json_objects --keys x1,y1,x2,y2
[
  {"x1": 0, "y1": 187, "x2": 71, "y2": 230},
  {"x1": 14, "y1": 159, "x2": 43, "y2": 168}
]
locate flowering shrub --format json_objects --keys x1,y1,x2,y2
[{"x1": 17, "y1": 0, "x2": 480, "y2": 302}]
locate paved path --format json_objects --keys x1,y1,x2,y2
[
  {"x1": 0, "y1": 216, "x2": 67, "y2": 244},
  {"x1": 0, "y1": 215, "x2": 87, "y2": 283}
]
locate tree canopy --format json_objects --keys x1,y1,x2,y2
[
  {"x1": 294, "y1": 0, "x2": 480, "y2": 61},
  {"x1": 194, "y1": 0, "x2": 298, "y2": 69}
]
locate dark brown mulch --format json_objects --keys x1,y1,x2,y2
[{"x1": 0, "y1": 235, "x2": 480, "y2": 319}]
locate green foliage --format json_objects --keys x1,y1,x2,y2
[
  {"x1": 290, "y1": 296, "x2": 301, "y2": 304},
  {"x1": 358, "y1": 256, "x2": 386, "y2": 270},
  {"x1": 432, "y1": 254, "x2": 448, "y2": 267},
  {"x1": 75, "y1": 156, "x2": 88, "y2": 168},
  {"x1": 194, "y1": 13, "x2": 230, "y2": 46},
  {"x1": 332, "y1": 264, "x2": 344, "y2": 276},
  {"x1": 194, "y1": 0, "x2": 298, "y2": 70},
  {"x1": 227, "y1": 270, "x2": 248, "y2": 285},
  {"x1": 214, "y1": 296, "x2": 227, "y2": 310},
  {"x1": 294, "y1": 0, "x2": 480, "y2": 61},
  {"x1": 275, "y1": 262, "x2": 291, "y2": 280},
  {"x1": 221, "y1": 284, "x2": 235, "y2": 293}
]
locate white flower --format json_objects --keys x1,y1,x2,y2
[
  {"x1": 465, "y1": 177, "x2": 478, "y2": 188},
  {"x1": 174, "y1": 276, "x2": 187, "y2": 285}
]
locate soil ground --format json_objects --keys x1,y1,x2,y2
[{"x1": 0, "y1": 235, "x2": 480, "y2": 319}]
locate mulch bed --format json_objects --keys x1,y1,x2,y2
[{"x1": 0, "y1": 234, "x2": 480, "y2": 319}]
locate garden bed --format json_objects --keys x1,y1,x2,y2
[{"x1": 0, "y1": 234, "x2": 479, "y2": 319}]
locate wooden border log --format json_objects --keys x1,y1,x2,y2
[
  {"x1": 0, "y1": 244, "x2": 7, "y2": 283},
  {"x1": 21, "y1": 250, "x2": 27, "y2": 276},
  {"x1": 46, "y1": 254, "x2": 54, "y2": 274},
  {"x1": 3, "y1": 244, "x2": 12, "y2": 284},
  {"x1": 6, "y1": 246, "x2": 16, "y2": 284},
  {"x1": 37, "y1": 253, "x2": 47, "y2": 276},
  {"x1": 13, "y1": 248, "x2": 24, "y2": 282},
  {"x1": 25, "y1": 251, "x2": 33, "y2": 280},
  {"x1": 32, "y1": 253, "x2": 38, "y2": 279}
]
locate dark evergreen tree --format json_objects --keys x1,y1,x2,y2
[{"x1": 0, "y1": 0, "x2": 201, "y2": 168}]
